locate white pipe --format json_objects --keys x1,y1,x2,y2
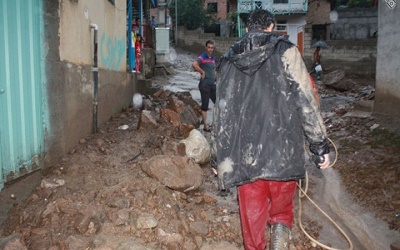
[{"x1": 90, "y1": 23, "x2": 98, "y2": 30}]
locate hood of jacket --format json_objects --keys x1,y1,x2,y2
[{"x1": 220, "y1": 30, "x2": 291, "y2": 76}]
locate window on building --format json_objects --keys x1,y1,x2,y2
[
  {"x1": 312, "y1": 24, "x2": 327, "y2": 40},
  {"x1": 276, "y1": 21, "x2": 287, "y2": 32},
  {"x1": 207, "y1": 3, "x2": 218, "y2": 13},
  {"x1": 274, "y1": 0, "x2": 289, "y2": 3}
]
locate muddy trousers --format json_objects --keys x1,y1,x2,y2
[{"x1": 237, "y1": 179, "x2": 297, "y2": 250}]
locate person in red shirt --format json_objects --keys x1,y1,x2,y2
[{"x1": 135, "y1": 34, "x2": 143, "y2": 73}]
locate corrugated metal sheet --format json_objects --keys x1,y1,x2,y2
[{"x1": 0, "y1": 0, "x2": 44, "y2": 191}]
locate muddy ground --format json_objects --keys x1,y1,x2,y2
[{"x1": 0, "y1": 48, "x2": 399, "y2": 249}]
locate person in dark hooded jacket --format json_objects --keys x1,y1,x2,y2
[{"x1": 214, "y1": 9, "x2": 331, "y2": 250}]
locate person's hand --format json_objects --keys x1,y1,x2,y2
[
  {"x1": 319, "y1": 153, "x2": 331, "y2": 169},
  {"x1": 201, "y1": 72, "x2": 205, "y2": 79}
]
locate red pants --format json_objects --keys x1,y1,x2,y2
[
  {"x1": 238, "y1": 179, "x2": 297, "y2": 250},
  {"x1": 135, "y1": 56, "x2": 141, "y2": 72}
]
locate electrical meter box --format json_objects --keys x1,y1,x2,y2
[{"x1": 155, "y1": 28, "x2": 170, "y2": 64}]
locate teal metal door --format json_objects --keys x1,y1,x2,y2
[{"x1": 0, "y1": 0, "x2": 45, "y2": 191}]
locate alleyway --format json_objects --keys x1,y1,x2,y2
[{"x1": 0, "y1": 46, "x2": 399, "y2": 249}]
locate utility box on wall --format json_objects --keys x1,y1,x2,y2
[{"x1": 155, "y1": 28, "x2": 170, "y2": 64}]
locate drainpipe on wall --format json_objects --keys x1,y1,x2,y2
[{"x1": 90, "y1": 23, "x2": 99, "y2": 133}]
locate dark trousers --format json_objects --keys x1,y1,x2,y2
[{"x1": 199, "y1": 81, "x2": 216, "y2": 111}]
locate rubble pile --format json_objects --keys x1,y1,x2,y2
[{"x1": 1, "y1": 72, "x2": 399, "y2": 249}]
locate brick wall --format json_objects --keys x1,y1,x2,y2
[
  {"x1": 178, "y1": 26, "x2": 376, "y2": 76},
  {"x1": 177, "y1": 27, "x2": 237, "y2": 58}
]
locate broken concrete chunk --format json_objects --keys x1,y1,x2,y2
[{"x1": 40, "y1": 178, "x2": 65, "y2": 189}]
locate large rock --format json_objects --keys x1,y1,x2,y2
[
  {"x1": 329, "y1": 78, "x2": 359, "y2": 92},
  {"x1": 137, "y1": 110, "x2": 158, "y2": 130},
  {"x1": 160, "y1": 108, "x2": 181, "y2": 127},
  {"x1": 169, "y1": 96, "x2": 185, "y2": 113},
  {"x1": 180, "y1": 129, "x2": 210, "y2": 164},
  {"x1": 179, "y1": 106, "x2": 200, "y2": 128},
  {"x1": 161, "y1": 140, "x2": 186, "y2": 156},
  {"x1": 168, "y1": 96, "x2": 200, "y2": 128},
  {"x1": 141, "y1": 155, "x2": 204, "y2": 191},
  {"x1": 323, "y1": 70, "x2": 345, "y2": 87}
]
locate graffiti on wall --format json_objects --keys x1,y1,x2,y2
[{"x1": 100, "y1": 33, "x2": 125, "y2": 71}]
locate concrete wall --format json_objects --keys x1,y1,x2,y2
[
  {"x1": 374, "y1": 3, "x2": 400, "y2": 116},
  {"x1": 303, "y1": 25, "x2": 376, "y2": 76},
  {"x1": 330, "y1": 8, "x2": 378, "y2": 40},
  {"x1": 44, "y1": 0, "x2": 136, "y2": 165}
]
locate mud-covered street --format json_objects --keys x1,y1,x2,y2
[{"x1": 0, "y1": 46, "x2": 399, "y2": 249}]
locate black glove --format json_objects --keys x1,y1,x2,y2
[
  {"x1": 309, "y1": 139, "x2": 330, "y2": 168},
  {"x1": 309, "y1": 138, "x2": 330, "y2": 156}
]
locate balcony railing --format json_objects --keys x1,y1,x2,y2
[{"x1": 238, "y1": 0, "x2": 308, "y2": 14}]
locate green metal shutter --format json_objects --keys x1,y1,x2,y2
[{"x1": 0, "y1": 0, "x2": 45, "y2": 191}]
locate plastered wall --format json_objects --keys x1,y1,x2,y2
[
  {"x1": 374, "y1": 3, "x2": 400, "y2": 116},
  {"x1": 59, "y1": 0, "x2": 127, "y2": 71},
  {"x1": 44, "y1": 0, "x2": 135, "y2": 165}
]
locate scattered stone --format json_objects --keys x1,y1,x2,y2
[
  {"x1": 42, "y1": 202, "x2": 56, "y2": 218},
  {"x1": 344, "y1": 110, "x2": 372, "y2": 119},
  {"x1": 65, "y1": 235, "x2": 89, "y2": 249},
  {"x1": 194, "y1": 236, "x2": 203, "y2": 248},
  {"x1": 200, "y1": 241, "x2": 240, "y2": 250},
  {"x1": 134, "y1": 215, "x2": 158, "y2": 229},
  {"x1": 106, "y1": 198, "x2": 130, "y2": 209},
  {"x1": 156, "y1": 228, "x2": 184, "y2": 248},
  {"x1": 117, "y1": 208, "x2": 130, "y2": 223},
  {"x1": 370, "y1": 123, "x2": 380, "y2": 131},
  {"x1": 202, "y1": 194, "x2": 217, "y2": 204},
  {"x1": 79, "y1": 139, "x2": 86, "y2": 144},
  {"x1": 137, "y1": 110, "x2": 158, "y2": 130},
  {"x1": 74, "y1": 214, "x2": 92, "y2": 234},
  {"x1": 190, "y1": 221, "x2": 209, "y2": 236},
  {"x1": 391, "y1": 240, "x2": 400, "y2": 250},
  {"x1": 184, "y1": 239, "x2": 197, "y2": 250},
  {"x1": 353, "y1": 99, "x2": 374, "y2": 112},
  {"x1": 118, "y1": 124, "x2": 129, "y2": 130}
]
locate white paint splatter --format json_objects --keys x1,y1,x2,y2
[{"x1": 219, "y1": 157, "x2": 234, "y2": 174}]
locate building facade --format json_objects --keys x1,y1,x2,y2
[{"x1": 0, "y1": 0, "x2": 141, "y2": 191}]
